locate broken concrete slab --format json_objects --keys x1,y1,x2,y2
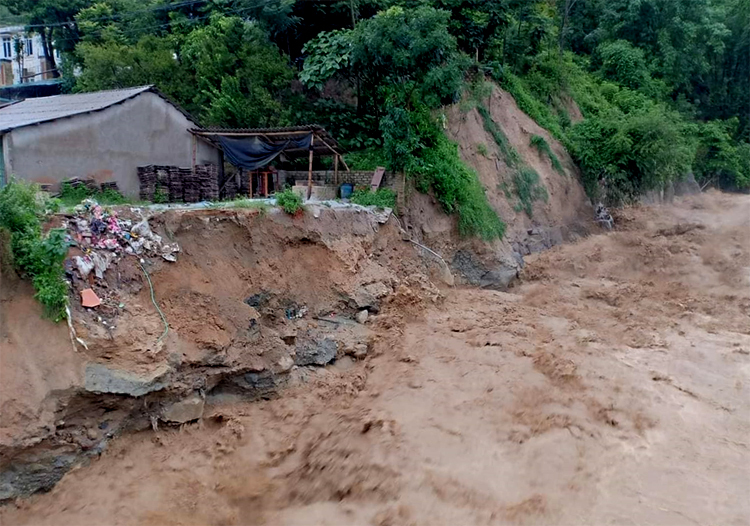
[{"x1": 84, "y1": 363, "x2": 169, "y2": 397}]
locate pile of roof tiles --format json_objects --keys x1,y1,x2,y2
[{"x1": 137, "y1": 164, "x2": 220, "y2": 203}]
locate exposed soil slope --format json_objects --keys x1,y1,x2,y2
[
  {"x1": 4, "y1": 191, "x2": 747, "y2": 526},
  {"x1": 0, "y1": 205, "x2": 437, "y2": 501},
  {"x1": 404, "y1": 85, "x2": 595, "y2": 289}
]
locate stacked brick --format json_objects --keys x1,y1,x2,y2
[{"x1": 137, "y1": 164, "x2": 220, "y2": 203}]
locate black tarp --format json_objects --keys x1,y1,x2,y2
[{"x1": 217, "y1": 134, "x2": 313, "y2": 170}]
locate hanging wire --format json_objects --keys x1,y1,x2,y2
[{"x1": 139, "y1": 260, "x2": 170, "y2": 345}]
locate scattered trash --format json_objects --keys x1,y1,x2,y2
[
  {"x1": 64, "y1": 199, "x2": 180, "y2": 269},
  {"x1": 595, "y1": 203, "x2": 614, "y2": 230},
  {"x1": 73, "y1": 255, "x2": 95, "y2": 279},
  {"x1": 285, "y1": 304, "x2": 308, "y2": 319},
  {"x1": 80, "y1": 289, "x2": 101, "y2": 308},
  {"x1": 245, "y1": 292, "x2": 271, "y2": 308}
]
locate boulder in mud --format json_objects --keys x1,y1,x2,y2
[
  {"x1": 161, "y1": 394, "x2": 205, "y2": 424},
  {"x1": 294, "y1": 330, "x2": 338, "y2": 366},
  {"x1": 451, "y1": 250, "x2": 518, "y2": 291},
  {"x1": 355, "y1": 310, "x2": 369, "y2": 324},
  {"x1": 351, "y1": 281, "x2": 391, "y2": 312}
]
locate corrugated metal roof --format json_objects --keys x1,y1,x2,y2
[
  {"x1": 0, "y1": 85, "x2": 154, "y2": 132},
  {"x1": 193, "y1": 125, "x2": 325, "y2": 134}
]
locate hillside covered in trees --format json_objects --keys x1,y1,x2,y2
[{"x1": 4, "y1": 0, "x2": 749, "y2": 234}]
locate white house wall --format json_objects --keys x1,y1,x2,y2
[
  {"x1": 5, "y1": 92, "x2": 220, "y2": 197},
  {"x1": 0, "y1": 27, "x2": 56, "y2": 84}
]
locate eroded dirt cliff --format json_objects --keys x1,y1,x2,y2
[
  {"x1": 2, "y1": 192, "x2": 748, "y2": 525},
  {"x1": 0, "y1": 205, "x2": 443, "y2": 501}
]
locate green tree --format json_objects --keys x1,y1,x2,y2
[
  {"x1": 693, "y1": 119, "x2": 750, "y2": 189},
  {"x1": 182, "y1": 15, "x2": 293, "y2": 126},
  {"x1": 593, "y1": 40, "x2": 650, "y2": 90},
  {"x1": 75, "y1": 35, "x2": 192, "y2": 105},
  {"x1": 569, "y1": 106, "x2": 694, "y2": 202}
]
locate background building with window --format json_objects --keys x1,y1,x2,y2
[{"x1": 0, "y1": 26, "x2": 58, "y2": 86}]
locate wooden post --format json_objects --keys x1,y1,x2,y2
[
  {"x1": 191, "y1": 134, "x2": 197, "y2": 174},
  {"x1": 306, "y1": 134, "x2": 315, "y2": 200},
  {"x1": 334, "y1": 154, "x2": 339, "y2": 187}
]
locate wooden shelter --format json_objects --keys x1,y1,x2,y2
[{"x1": 190, "y1": 125, "x2": 349, "y2": 199}]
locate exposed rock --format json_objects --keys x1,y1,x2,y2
[
  {"x1": 277, "y1": 355, "x2": 295, "y2": 372},
  {"x1": 356, "y1": 310, "x2": 369, "y2": 324},
  {"x1": 364, "y1": 282, "x2": 391, "y2": 299},
  {"x1": 245, "y1": 291, "x2": 271, "y2": 308},
  {"x1": 352, "y1": 289, "x2": 377, "y2": 310},
  {"x1": 372, "y1": 207, "x2": 393, "y2": 224},
  {"x1": 451, "y1": 250, "x2": 518, "y2": 291},
  {"x1": 351, "y1": 281, "x2": 392, "y2": 311},
  {"x1": 84, "y1": 363, "x2": 169, "y2": 397},
  {"x1": 352, "y1": 344, "x2": 368, "y2": 359},
  {"x1": 161, "y1": 394, "x2": 205, "y2": 424},
  {"x1": 479, "y1": 267, "x2": 519, "y2": 290},
  {"x1": 294, "y1": 330, "x2": 338, "y2": 366},
  {"x1": 213, "y1": 370, "x2": 288, "y2": 398},
  {"x1": 0, "y1": 452, "x2": 78, "y2": 502}
]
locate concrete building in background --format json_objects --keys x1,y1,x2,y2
[
  {"x1": 0, "y1": 85, "x2": 221, "y2": 197},
  {"x1": 0, "y1": 26, "x2": 59, "y2": 85}
]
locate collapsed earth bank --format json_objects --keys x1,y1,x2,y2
[{"x1": 0, "y1": 87, "x2": 598, "y2": 501}]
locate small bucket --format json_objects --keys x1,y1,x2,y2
[{"x1": 340, "y1": 183, "x2": 354, "y2": 199}]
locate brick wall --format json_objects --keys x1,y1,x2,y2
[{"x1": 280, "y1": 170, "x2": 396, "y2": 189}]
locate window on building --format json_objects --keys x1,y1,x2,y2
[
  {"x1": 2, "y1": 38, "x2": 11, "y2": 58},
  {"x1": 25, "y1": 38, "x2": 32, "y2": 56}
]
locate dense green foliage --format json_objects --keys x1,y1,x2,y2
[
  {"x1": 0, "y1": 181, "x2": 68, "y2": 321},
  {"x1": 4, "y1": 0, "x2": 748, "y2": 318},
  {"x1": 350, "y1": 188, "x2": 397, "y2": 209},
  {"x1": 58, "y1": 182, "x2": 129, "y2": 207},
  {"x1": 275, "y1": 187, "x2": 303, "y2": 215},
  {"x1": 4, "y1": 0, "x2": 748, "y2": 205}
]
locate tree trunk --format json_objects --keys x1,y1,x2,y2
[
  {"x1": 559, "y1": 0, "x2": 577, "y2": 52},
  {"x1": 40, "y1": 28, "x2": 59, "y2": 78}
]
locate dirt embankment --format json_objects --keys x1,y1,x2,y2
[
  {"x1": 2, "y1": 191, "x2": 748, "y2": 526},
  {"x1": 404, "y1": 85, "x2": 595, "y2": 291},
  {"x1": 0, "y1": 205, "x2": 443, "y2": 501}
]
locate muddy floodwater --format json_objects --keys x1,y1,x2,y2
[{"x1": 2, "y1": 192, "x2": 749, "y2": 526}]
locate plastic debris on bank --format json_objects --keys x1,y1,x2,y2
[{"x1": 64, "y1": 199, "x2": 180, "y2": 285}]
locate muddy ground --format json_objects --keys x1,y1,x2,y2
[{"x1": 2, "y1": 191, "x2": 749, "y2": 525}]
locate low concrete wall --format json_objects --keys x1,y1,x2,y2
[{"x1": 281, "y1": 170, "x2": 396, "y2": 189}]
